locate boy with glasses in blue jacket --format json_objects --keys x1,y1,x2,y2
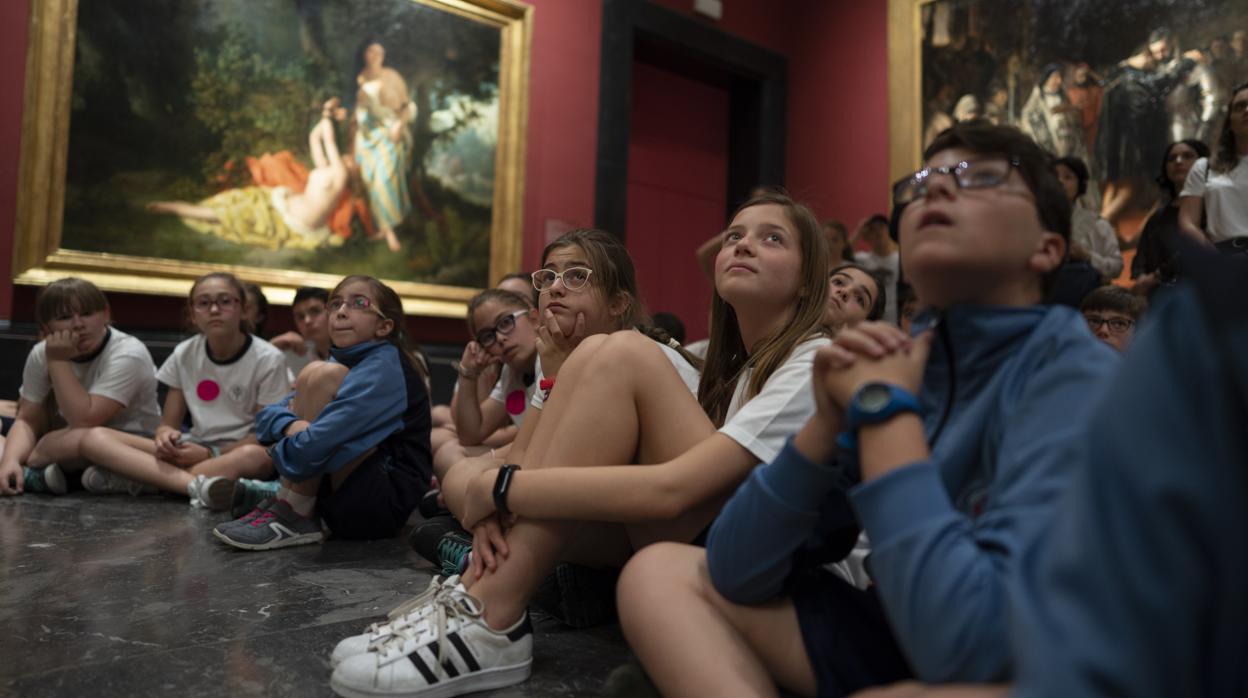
[{"x1": 616, "y1": 121, "x2": 1120, "y2": 697}]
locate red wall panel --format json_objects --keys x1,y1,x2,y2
[{"x1": 626, "y1": 62, "x2": 729, "y2": 339}]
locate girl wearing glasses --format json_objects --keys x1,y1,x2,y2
[
  {"x1": 0, "y1": 278, "x2": 161, "y2": 496},
  {"x1": 327, "y1": 194, "x2": 828, "y2": 697},
  {"x1": 213, "y1": 275, "x2": 432, "y2": 549},
  {"x1": 432, "y1": 290, "x2": 538, "y2": 479},
  {"x1": 76, "y1": 272, "x2": 291, "y2": 507}
]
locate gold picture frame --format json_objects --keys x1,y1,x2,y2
[
  {"x1": 14, "y1": 0, "x2": 532, "y2": 317},
  {"x1": 888, "y1": 0, "x2": 927, "y2": 187}
]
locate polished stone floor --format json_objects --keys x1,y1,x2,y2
[{"x1": 0, "y1": 493, "x2": 632, "y2": 697}]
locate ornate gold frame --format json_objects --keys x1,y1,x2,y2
[
  {"x1": 888, "y1": 0, "x2": 929, "y2": 187},
  {"x1": 14, "y1": 0, "x2": 532, "y2": 317}
]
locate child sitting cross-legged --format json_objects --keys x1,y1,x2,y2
[
  {"x1": 430, "y1": 288, "x2": 539, "y2": 481},
  {"x1": 78, "y1": 272, "x2": 291, "y2": 507},
  {"x1": 615, "y1": 122, "x2": 1121, "y2": 696},
  {"x1": 212, "y1": 275, "x2": 432, "y2": 549},
  {"x1": 0, "y1": 278, "x2": 161, "y2": 496}
]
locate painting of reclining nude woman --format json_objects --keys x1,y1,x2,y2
[
  {"x1": 52, "y1": 0, "x2": 528, "y2": 291},
  {"x1": 915, "y1": 0, "x2": 1247, "y2": 227}
]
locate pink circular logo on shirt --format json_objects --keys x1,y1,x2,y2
[
  {"x1": 506, "y1": 390, "x2": 526, "y2": 415},
  {"x1": 197, "y1": 379, "x2": 221, "y2": 402}
]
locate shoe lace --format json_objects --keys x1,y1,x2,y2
[
  {"x1": 437, "y1": 536, "x2": 472, "y2": 577},
  {"x1": 382, "y1": 587, "x2": 482, "y2": 679},
  {"x1": 387, "y1": 575, "x2": 460, "y2": 621},
  {"x1": 249, "y1": 510, "x2": 277, "y2": 527}
]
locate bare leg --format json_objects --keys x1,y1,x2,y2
[
  {"x1": 618, "y1": 543, "x2": 817, "y2": 698},
  {"x1": 431, "y1": 405, "x2": 454, "y2": 429},
  {"x1": 146, "y1": 201, "x2": 220, "y2": 221},
  {"x1": 378, "y1": 226, "x2": 401, "y2": 252},
  {"x1": 26, "y1": 427, "x2": 95, "y2": 470},
  {"x1": 465, "y1": 331, "x2": 716, "y2": 629},
  {"x1": 188, "y1": 443, "x2": 273, "y2": 480},
  {"x1": 79, "y1": 428, "x2": 197, "y2": 493},
  {"x1": 433, "y1": 440, "x2": 494, "y2": 482},
  {"x1": 276, "y1": 361, "x2": 361, "y2": 497}
]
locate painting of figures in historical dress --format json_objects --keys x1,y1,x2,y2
[
  {"x1": 55, "y1": 0, "x2": 525, "y2": 291},
  {"x1": 918, "y1": 0, "x2": 1247, "y2": 228}
]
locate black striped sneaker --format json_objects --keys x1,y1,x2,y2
[{"x1": 329, "y1": 582, "x2": 532, "y2": 698}]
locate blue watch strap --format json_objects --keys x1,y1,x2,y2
[{"x1": 845, "y1": 382, "x2": 921, "y2": 432}]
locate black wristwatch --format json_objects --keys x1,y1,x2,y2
[{"x1": 493, "y1": 464, "x2": 521, "y2": 517}]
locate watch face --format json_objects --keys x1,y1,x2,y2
[{"x1": 858, "y1": 383, "x2": 892, "y2": 413}]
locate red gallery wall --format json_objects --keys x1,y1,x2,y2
[{"x1": 0, "y1": 0, "x2": 888, "y2": 341}]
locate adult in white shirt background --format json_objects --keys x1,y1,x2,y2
[{"x1": 1180, "y1": 81, "x2": 1248, "y2": 247}]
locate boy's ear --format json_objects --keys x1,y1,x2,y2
[{"x1": 1028, "y1": 231, "x2": 1066, "y2": 276}]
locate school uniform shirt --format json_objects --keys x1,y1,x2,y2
[
  {"x1": 19, "y1": 327, "x2": 161, "y2": 434},
  {"x1": 489, "y1": 363, "x2": 537, "y2": 426},
  {"x1": 718, "y1": 336, "x2": 829, "y2": 465},
  {"x1": 282, "y1": 339, "x2": 322, "y2": 377},
  {"x1": 1181, "y1": 156, "x2": 1248, "y2": 241},
  {"x1": 529, "y1": 336, "x2": 701, "y2": 410},
  {"x1": 157, "y1": 334, "x2": 292, "y2": 448}
]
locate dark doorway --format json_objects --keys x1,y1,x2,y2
[{"x1": 596, "y1": 0, "x2": 787, "y2": 339}]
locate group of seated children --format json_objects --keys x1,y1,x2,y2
[
  {"x1": 6, "y1": 119, "x2": 1225, "y2": 697},
  {"x1": 0, "y1": 272, "x2": 433, "y2": 551}
]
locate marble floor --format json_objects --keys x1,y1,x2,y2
[{"x1": 0, "y1": 493, "x2": 633, "y2": 697}]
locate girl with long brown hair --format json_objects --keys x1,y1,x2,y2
[
  {"x1": 212, "y1": 275, "x2": 432, "y2": 549},
  {"x1": 327, "y1": 191, "x2": 830, "y2": 698}
]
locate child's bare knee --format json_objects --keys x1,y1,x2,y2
[{"x1": 433, "y1": 440, "x2": 466, "y2": 479}]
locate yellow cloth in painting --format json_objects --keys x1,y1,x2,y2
[{"x1": 184, "y1": 186, "x2": 322, "y2": 251}]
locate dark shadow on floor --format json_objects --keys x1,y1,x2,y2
[{"x1": 0, "y1": 493, "x2": 631, "y2": 697}]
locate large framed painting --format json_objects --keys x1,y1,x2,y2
[
  {"x1": 890, "y1": 0, "x2": 1247, "y2": 225},
  {"x1": 15, "y1": 0, "x2": 531, "y2": 316}
]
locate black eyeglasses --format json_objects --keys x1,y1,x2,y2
[
  {"x1": 1084, "y1": 314, "x2": 1134, "y2": 334},
  {"x1": 192, "y1": 295, "x2": 240, "y2": 312},
  {"x1": 475, "y1": 310, "x2": 527, "y2": 348},
  {"x1": 893, "y1": 157, "x2": 1022, "y2": 206}
]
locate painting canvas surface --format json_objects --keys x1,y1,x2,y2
[{"x1": 63, "y1": 0, "x2": 503, "y2": 288}]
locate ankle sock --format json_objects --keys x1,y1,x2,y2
[{"x1": 277, "y1": 486, "x2": 317, "y2": 517}]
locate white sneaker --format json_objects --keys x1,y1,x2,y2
[
  {"x1": 187, "y1": 475, "x2": 234, "y2": 510},
  {"x1": 329, "y1": 575, "x2": 460, "y2": 669},
  {"x1": 81, "y1": 466, "x2": 156, "y2": 496},
  {"x1": 330, "y1": 584, "x2": 533, "y2": 698}
]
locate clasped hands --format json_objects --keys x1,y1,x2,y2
[
  {"x1": 154, "y1": 426, "x2": 213, "y2": 467},
  {"x1": 799, "y1": 322, "x2": 933, "y2": 463}
]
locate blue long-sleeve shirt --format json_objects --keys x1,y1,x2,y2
[
  {"x1": 706, "y1": 304, "x2": 1118, "y2": 682},
  {"x1": 257, "y1": 340, "x2": 425, "y2": 483},
  {"x1": 1012, "y1": 283, "x2": 1248, "y2": 696}
]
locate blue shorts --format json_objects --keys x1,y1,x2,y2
[
  {"x1": 791, "y1": 567, "x2": 913, "y2": 697},
  {"x1": 316, "y1": 450, "x2": 424, "y2": 540}
]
